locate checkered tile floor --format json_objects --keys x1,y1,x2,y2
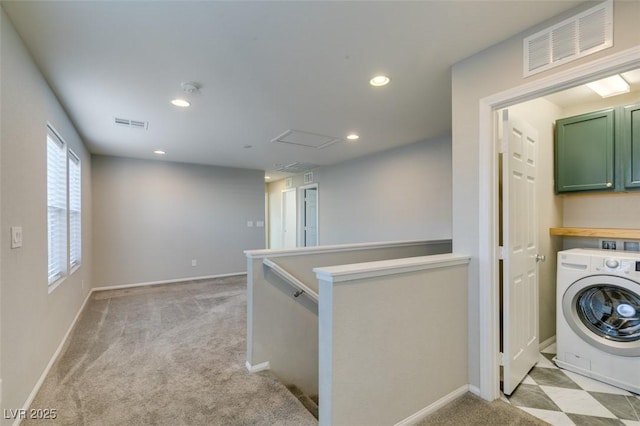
[{"x1": 504, "y1": 343, "x2": 640, "y2": 426}]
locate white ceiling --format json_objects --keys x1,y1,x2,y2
[
  {"x1": 544, "y1": 68, "x2": 640, "y2": 109},
  {"x1": 2, "y1": 1, "x2": 586, "y2": 178}
]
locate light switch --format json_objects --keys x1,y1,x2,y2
[
  {"x1": 247, "y1": 221, "x2": 254, "y2": 227},
  {"x1": 11, "y1": 226, "x2": 23, "y2": 249},
  {"x1": 256, "y1": 221, "x2": 264, "y2": 228}
]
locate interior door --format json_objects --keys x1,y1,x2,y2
[
  {"x1": 303, "y1": 187, "x2": 318, "y2": 246},
  {"x1": 502, "y1": 110, "x2": 540, "y2": 395},
  {"x1": 282, "y1": 189, "x2": 297, "y2": 248}
]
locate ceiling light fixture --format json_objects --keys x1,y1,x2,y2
[
  {"x1": 154, "y1": 150, "x2": 166, "y2": 155},
  {"x1": 369, "y1": 75, "x2": 390, "y2": 87},
  {"x1": 171, "y1": 99, "x2": 190, "y2": 107},
  {"x1": 586, "y1": 74, "x2": 630, "y2": 98},
  {"x1": 265, "y1": 176, "x2": 271, "y2": 180},
  {"x1": 346, "y1": 133, "x2": 360, "y2": 140}
]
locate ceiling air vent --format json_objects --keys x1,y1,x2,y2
[
  {"x1": 271, "y1": 129, "x2": 341, "y2": 149},
  {"x1": 276, "y1": 162, "x2": 318, "y2": 174},
  {"x1": 523, "y1": 0, "x2": 612, "y2": 77},
  {"x1": 304, "y1": 172, "x2": 314, "y2": 184},
  {"x1": 114, "y1": 117, "x2": 149, "y2": 130}
]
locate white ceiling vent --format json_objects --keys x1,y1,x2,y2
[
  {"x1": 276, "y1": 162, "x2": 318, "y2": 174},
  {"x1": 271, "y1": 129, "x2": 341, "y2": 149},
  {"x1": 523, "y1": 0, "x2": 612, "y2": 77},
  {"x1": 114, "y1": 117, "x2": 148, "y2": 130},
  {"x1": 303, "y1": 172, "x2": 314, "y2": 184}
]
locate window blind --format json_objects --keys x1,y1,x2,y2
[
  {"x1": 69, "y1": 150, "x2": 81, "y2": 268},
  {"x1": 47, "y1": 128, "x2": 67, "y2": 285}
]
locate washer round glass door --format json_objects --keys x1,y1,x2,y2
[{"x1": 563, "y1": 275, "x2": 640, "y2": 357}]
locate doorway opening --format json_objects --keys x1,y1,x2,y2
[
  {"x1": 479, "y1": 47, "x2": 640, "y2": 401},
  {"x1": 282, "y1": 188, "x2": 297, "y2": 249},
  {"x1": 300, "y1": 184, "x2": 319, "y2": 247}
]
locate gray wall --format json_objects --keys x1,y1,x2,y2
[
  {"x1": 1, "y1": 9, "x2": 93, "y2": 419},
  {"x1": 317, "y1": 258, "x2": 469, "y2": 425},
  {"x1": 267, "y1": 137, "x2": 452, "y2": 247},
  {"x1": 92, "y1": 156, "x2": 265, "y2": 287},
  {"x1": 451, "y1": 0, "x2": 640, "y2": 391}
]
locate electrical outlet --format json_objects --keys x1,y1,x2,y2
[
  {"x1": 11, "y1": 226, "x2": 22, "y2": 249},
  {"x1": 247, "y1": 221, "x2": 254, "y2": 227},
  {"x1": 191, "y1": 259, "x2": 197, "y2": 267}
]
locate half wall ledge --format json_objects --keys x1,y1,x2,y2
[{"x1": 313, "y1": 252, "x2": 470, "y2": 282}]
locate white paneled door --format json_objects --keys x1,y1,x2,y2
[
  {"x1": 502, "y1": 110, "x2": 540, "y2": 395},
  {"x1": 303, "y1": 186, "x2": 318, "y2": 247},
  {"x1": 282, "y1": 189, "x2": 297, "y2": 249}
]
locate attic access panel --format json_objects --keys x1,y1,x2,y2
[{"x1": 271, "y1": 129, "x2": 341, "y2": 149}]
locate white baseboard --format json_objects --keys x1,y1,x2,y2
[
  {"x1": 394, "y1": 384, "x2": 469, "y2": 426},
  {"x1": 468, "y1": 384, "x2": 480, "y2": 396},
  {"x1": 539, "y1": 335, "x2": 556, "y2": 351},
  {"x1": 92, "y1": 272, "x2": 247, "y2": 292},
  {"x1": 245, "y1": 360, "x2": 270, "y2": 373},
  {"x1": 14, "y1": 289, "x2": 93, "y2": 426}
]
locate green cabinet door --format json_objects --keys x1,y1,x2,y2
[
  {"x1": 555, "y1": 109, "x2": 615, "y2": 193},
  {"x1": 622, "y1": 102, "x2": 640, "y2": 189}
]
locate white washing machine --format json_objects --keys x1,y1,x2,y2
[{"x1": 556, "y1": 248, "x2": 640, "y2": 394}]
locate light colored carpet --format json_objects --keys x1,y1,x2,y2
[
  {"x1": 418, "y1": 392, "x2": 549, "y2": 425},
  {"x1": 26, "y1": 276, "x2": 547, "y2": 425},
  {"x1": 25, "y1": 276, "x2": 317, "y2": 425}
]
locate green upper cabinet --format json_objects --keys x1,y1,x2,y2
[
  {"x1": 555, "y1": 108, "x2": 615, "y2": 193},
  {"x1": 622, "y1": 102, "x2": 640, "y2": 189}
]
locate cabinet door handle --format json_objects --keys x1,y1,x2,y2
[{"x1": 606, "y1": 182, "x2": 613, "y2": 188}]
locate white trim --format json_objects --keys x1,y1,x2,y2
[
  {"x1": 393, "y1": 385, "x2": 469, "y2": 426},
  {"x1": 245, "y1": 360, "x2": 270, "y2": 373},
  {"x1": 14, "y1": 289, "x2": 93, "y2": 426},
  {"x1": 314, "y1": 253, "x2": 470, "y2": 283},
  {"x1": 92, "y1": 272, "x2": 246, "y2": 292},
  {"x1": 245, "y1": 239, "x2": 452, "y2": 259},
  {"x1": 539, "y1": 335, "x2": 556, "y2": 351},
  {"x1": 477, "y1": 46, "x2": 640, "y2": 401},
  {"x1": 468, "y1": 385, "x2": 480, "y2": 396}
]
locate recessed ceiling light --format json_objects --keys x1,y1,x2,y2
[
  {"x1": 171, "y1": 98, "x2": 190, "y2": 107},
  {"x1": 265, "y1": 176, "x2": 271, "y2": 180},
  {"x1": 154, "y1": 150, "x2": 166, "y2": 155},
  {"x1": 369, "y1": 75, "x2": 390, "y2": 87},
  {"x1": 346, "y1": 133, "x2": 360, "y2": 140},
  {"x1": 586, "y1": 74, "x2": 630, "y2": 98}
]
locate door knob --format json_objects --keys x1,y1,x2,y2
[{"x1": 535, "y1": 254, "x2": 546, "y2": 262}]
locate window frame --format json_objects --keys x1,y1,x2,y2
[
  {"x1": 46, "y1": 125, "x2": 68, "y2": 289},
  {"x1": 68, "y1": 149, "x2": 81, "y2": 271}
]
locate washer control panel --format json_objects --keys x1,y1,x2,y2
[
  {"x1": 559, "y1": 249, "x2": 640, "y2": 280},
  {"x1": 592, "y1": 255, "x2": 640, "y2": 279}
]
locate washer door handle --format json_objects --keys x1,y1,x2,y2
[{"x1": 535, "y1": 254, "x2": 546, "y2": 262}]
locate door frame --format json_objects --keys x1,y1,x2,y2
[
  {"x1": 477, "y1": 46, "x2": 640, "y2": 401},
  {"x1": 298, "y1": 183, "x2": 319, "y2": 247}
]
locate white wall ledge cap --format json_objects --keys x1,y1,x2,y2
[
  {"x1": 244, "y1": 239, "x2": 451, "y2": 259},
  {"x1": 313, "y1": 253, "x2": 470, "y2": 283}
]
